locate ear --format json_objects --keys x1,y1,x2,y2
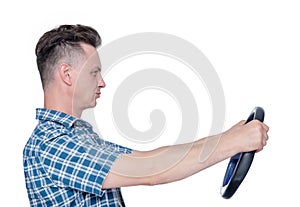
[{"x1": 58, "y1": 63, "x2": 73, "y2": 86}]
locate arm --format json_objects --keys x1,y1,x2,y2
[{"x1": 102, "y1": 120, "x2": 269, "y2": 189}]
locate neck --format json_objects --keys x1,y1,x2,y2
[{"x1": 43, "y1": 87, "x2": 83, "y2": 118}]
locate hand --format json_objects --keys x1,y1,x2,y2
[{"x1": 223, "y1": 120, "x2": 269, "y2": 154}]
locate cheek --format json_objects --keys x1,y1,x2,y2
[
  {"x1": 79, "y1": 81, "x2": 96, "y2": 97},
  {"x1": 76, "y1": 73, "x2": 92, "y2": 89},
  {"x1": 74, "y1": 73, "x2": 98, "y2": 95}
]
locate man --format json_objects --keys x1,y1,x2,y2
[{"x1": 23, "y1": 24, "x2": 269, "y2": 206}]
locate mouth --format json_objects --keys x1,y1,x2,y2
[{"x1": 95, "y1": 91, "x2": 101, "y2": 98}]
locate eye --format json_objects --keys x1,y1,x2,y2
[
  {"x1": 91, "y1": 67, "x2": 101, "y2": 76},
  {"x1": 91, "y1": 70, "x2": 99, "y2": 76}
]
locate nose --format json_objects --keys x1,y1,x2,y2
[{"x1": 98, "y1": 76, "x2": 106, "y2": 88}]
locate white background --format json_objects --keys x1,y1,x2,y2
[{"x1": 1, "y1": 0, "x2": 299, "y2": 206}]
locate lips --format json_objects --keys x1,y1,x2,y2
[{"x1": 96, "y1": 91, "x2": 101, "y2": 98}]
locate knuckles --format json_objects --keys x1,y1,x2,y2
[{"x1": 245, "y1": 120, "x2": 269, "y2": 151}]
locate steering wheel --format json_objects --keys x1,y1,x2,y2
[{"x1": 220, "y1": 106, "x2": 265, "y2": 199}]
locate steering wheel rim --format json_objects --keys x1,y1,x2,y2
[{"x1": 220, "y1": 106, "x2": 265, "y2": 199}]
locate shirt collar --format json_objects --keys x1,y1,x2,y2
[{"x1": 36, "y1": 108, "x2": 78, "y2": 129}]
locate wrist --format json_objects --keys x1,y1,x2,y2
[{"x1": 218, "y1": 132, "x2": 241, "y2": 158}]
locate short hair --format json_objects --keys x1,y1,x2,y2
[{"x1": 35, "y1": 24, "x2": 102, "y2": 88}]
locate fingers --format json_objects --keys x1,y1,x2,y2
[
  {"x1": 261, "y1": 123, "x2": 269, "y2": 145},
  {"x1": 240, "y1": 120, "x2": 269, "y2": 152},
  {"x1": 253, "y1": 121, "x2": 269, "y2": 152},
  {"x1": 262, "y1": 122, "x2": 269, "y2": 132}
]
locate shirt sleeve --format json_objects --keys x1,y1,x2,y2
[{"x1": 40, "y1": 131, "x2": 132, "y2": 196}]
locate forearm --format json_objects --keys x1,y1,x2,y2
[
  {"x1": 144, "y1": 133, "x2": 236, "y2": 185},
  {"x1": 107, "y1": 133, "x2": 236, "y2": 187}
]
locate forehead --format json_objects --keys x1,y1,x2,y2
[{"x1": 80, "y1": 42, "x2": 101, "y2": 68}]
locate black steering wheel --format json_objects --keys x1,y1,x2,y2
[{"x1": 220, "y1": 106, "x2": 265, "y2": 199}]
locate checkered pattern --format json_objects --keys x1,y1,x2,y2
[{"x1": 23, "y1": 108, "x2": 132, "y2": 206}]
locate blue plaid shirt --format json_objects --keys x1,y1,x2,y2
[{"x1": 23, "y1": 108, "x2": 132, "y2": 206}]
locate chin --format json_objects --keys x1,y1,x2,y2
[
  {"x1": 92, "y1": 100, "x2": 98, "y2": 107},
  {"x1": 89, "y1": 103, "x2": 97, "y2": 109},
  {"x1": 84, "y1": 102, "x2": 97, "y2": 110}
]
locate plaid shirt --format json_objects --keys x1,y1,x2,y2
[{"x1": 23, "y1": 108, "x2": 132, "y2": 207}]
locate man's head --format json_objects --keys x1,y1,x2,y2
[
  {"x1": 36, "y1": 24, "x2": 102, "y2": 89},
  {"x1": 36, "y1": 24, "x2": 106, "y2": 116}
]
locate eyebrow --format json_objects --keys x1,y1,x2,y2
[{"x1": 94, "y1": 66, "x2": 102, "y2": 72}]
